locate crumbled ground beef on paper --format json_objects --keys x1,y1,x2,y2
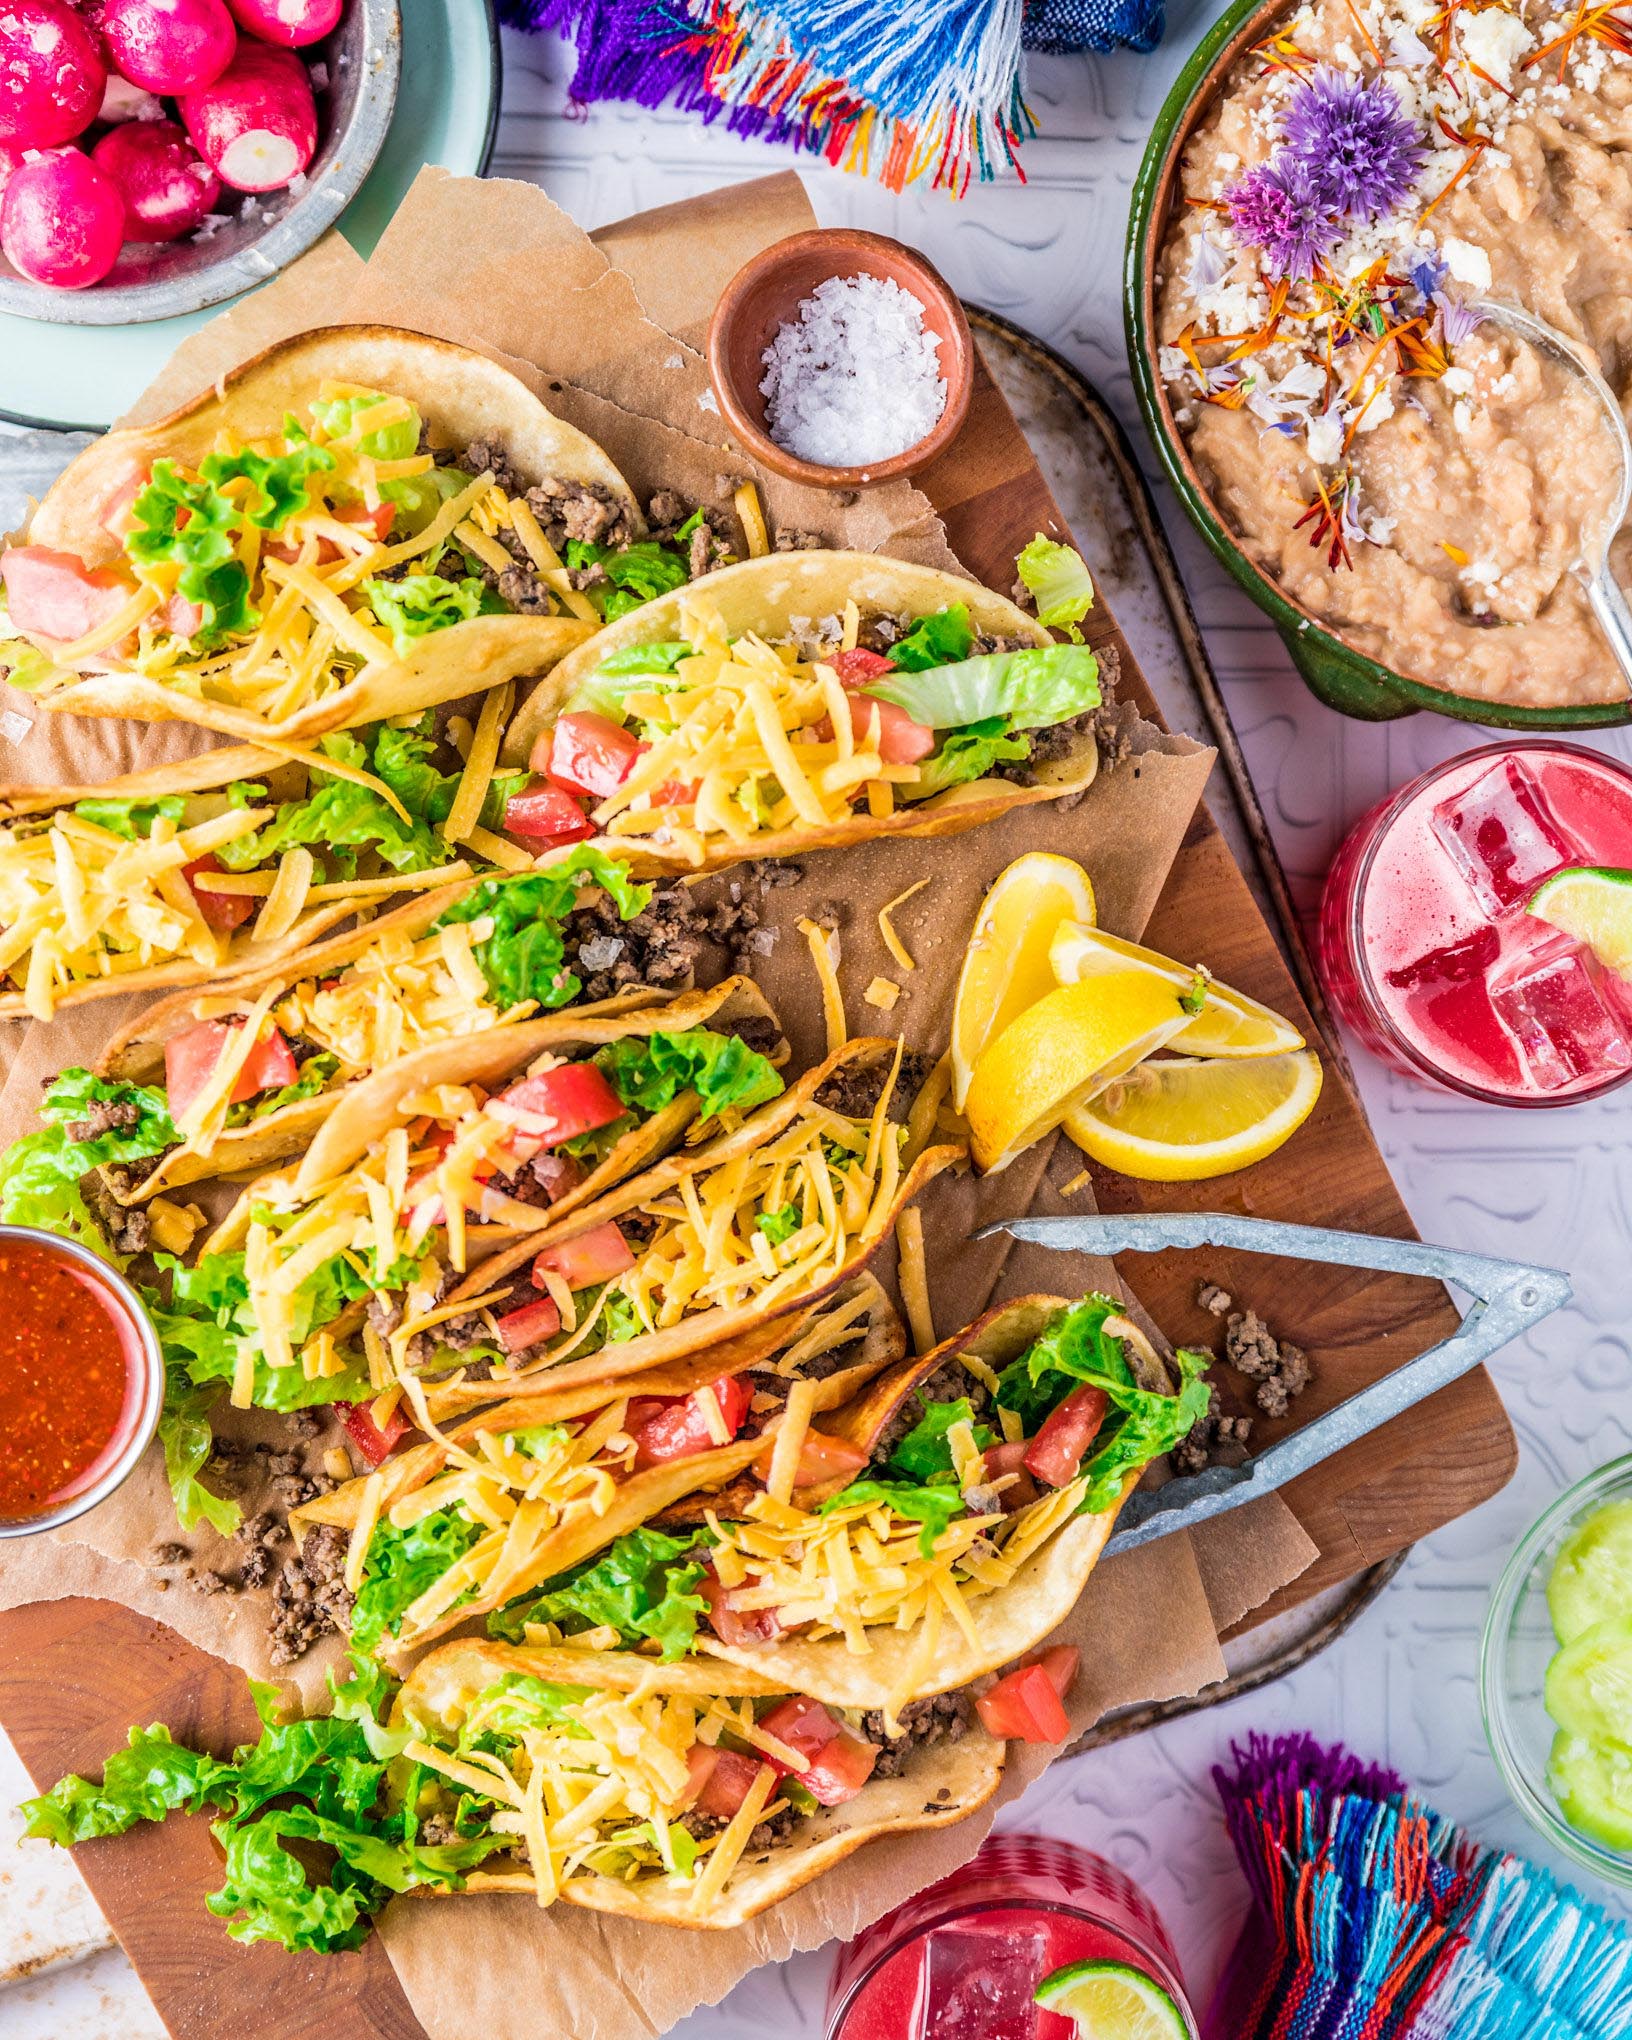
[
  {"x1": 858, "y1": 1691, "x2": 973, "y2": 1776},
  {"x1": 527, "y1": 479, "x2": 638, "y2": 553},
  {"x1": 774, "y1": 528, "x2": 825, "y2": 552},
  {"x1": 268, "y1": 1523, "x2": 354, "y2": 1666},
  {"x1": 1170, "y1": 1383, "x2": 1254, "y2": 1477},
  {"x1": 688, "y1": 519, "x2": 731, "y2": 580}
]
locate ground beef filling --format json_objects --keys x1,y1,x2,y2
[
  {"x1": 858, "y1": 1690, "x2": 974, "y2": 1776},
  {"x1": 813, "y1": 1047, "x2": 933, "y2": 1126},
  {"x1": 871, "y1": 1358, "x2": 994, "y2": 1466},
  {"x1": 679, "y1": 1800, "x2": 802, "y2": 1847},
  {"x1": 563, "y1": 882, "x2": 705, "y2": 1004}
]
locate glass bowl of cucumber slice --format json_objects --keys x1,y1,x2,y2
[{"x1": 1482, "y1": 1455, "x2": 1632, "y2": 1885}]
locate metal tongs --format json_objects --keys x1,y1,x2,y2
[{"x1": 973, "y1": 1213, "x2": 1570, "y2": 1558}]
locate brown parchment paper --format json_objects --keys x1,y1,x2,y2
[{"x1": 0, "y1": 167, "x2": 1318, "y2": 2034}]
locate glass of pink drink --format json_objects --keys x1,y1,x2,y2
[
  {"x1": 1317, "y1": 741, "x2": 1632, "y2": 1105},
  {"x1": 825, "y1": 1834, "x2": 1197, "y2": 2040}
]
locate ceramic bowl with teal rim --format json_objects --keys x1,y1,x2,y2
[{"x1": 1122, "y1": 0, "x2": 1632, "y2": 733}]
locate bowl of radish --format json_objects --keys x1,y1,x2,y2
[{"x1": 0, "y1": 0, "x2": 400, "y2": 324}]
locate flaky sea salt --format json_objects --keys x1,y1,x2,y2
[{"x1": 760, "y1": 273, "x2": 947, "y2": 467}]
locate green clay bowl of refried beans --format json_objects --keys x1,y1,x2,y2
[{"x1": 1126, "y1": 0, "x2": 1632, "y2": 728}]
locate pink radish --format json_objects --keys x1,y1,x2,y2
[
  {"x1": 97, "y1": 72, "x2": 167, "y2": 124},
  {"x1": 224, "y1": 0, "x2": 339, "y2": 49},
  {"x1": 0, "y1": 144, "x2": 22, "y2": 200},
  {"x1": 179, "y1": 40, "x2": 314, "y2": 192},
  {"x1": 93, "y1": 118, "x2": 220, "y2": 239},
  {"x1": 91, "y1": 0, "x2": 237, "y2": 94},
  {"x1": 1, "y1": 148, "x2": 124, "y2": 288},
  {"x1": 0, "y1": 0, "x2": 108, "y2": 147}
]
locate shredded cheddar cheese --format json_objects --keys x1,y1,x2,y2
[
  {"x1": 877, "y1": 879, "x2": 929, "y2": 972},
  {"x1": 895, "y1": 1206, "x2": 934, "y2": 1355},
  {"x1": 798, "y1": 917, "x2": 847, "y2": 1055},
  {"x1": 863, "y1": 976, "x2": 900, "y2": 1012}
]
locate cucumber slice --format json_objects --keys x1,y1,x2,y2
[
  {"x1": 1549, "y1": 1731, "x2": 1632, "y2": 1851},
  {"x1": 1548, "y1": 1501, "x2": 1632, "y2": 1645},
  {"x1": 1545, "y1": 1615, "x2": 1632, "y2": 1743}
]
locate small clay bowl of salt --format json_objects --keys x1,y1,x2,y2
[{"x1": 708, "y1": 228, "x2": 973, "y2": 490}]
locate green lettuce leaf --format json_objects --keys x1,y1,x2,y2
[
  {"x1": 21, "y1": 1725, "x2": 234, "y2": 1845},
  {"x1": 0, "y1": 1069, "x2": 176, "y2": 1249},
  {"x1": 819, "y1": 1478, "x2": 964, "y2": 1559},
  {"x1": 864, "y1": 643, "x2": 1100, "y2": 733},
  {"x1": 350, "y1": 1507, "x2": 484, "y2": 1661},
  {"x1": 159, "y1": 1371, "x2": 240, "y2": 1537},
  {"x1": 124, "y1": 460, "x2": 257, "y2": 643},
  {"x1": 145, "y1": 1250, "x2": 370, "y2": 1418},
  {"x1": 911, "y1": 716, "x2": 1032, "y2": 799},
  {"x1": 755, "y1": 1203, "x2": 801, "y2": 1246},
  {"x1": 200, "y1": 443, "x2": 335, "y2": 532},
  {"x1": 596, "y1": 641, "x2": 691, "y2": 676},
  {"x1": 309, "y1": 391, "x2": 421, "y2": 465},
  {"x1": 489, "y1": 1525, "x2": 711, "y2": 1661},
  {"x1": 71, "y1": 794, "x2": 187, "y2": 839},
  {"x1": 370, "y1": 714, "x2": 521, "y2": 833},
  {"x1": 434, "y1": 848, "x2": 652, "y2": 1010},
  {"x1": 0, "y1": 623, "x2": 57, "y2": 690},
  {"x1": 362, "y1": 571, "x2": 489, "y2": 658},
  {"x1": 888, "y1": 605, "x2": 975, "y2": 671},
  {"x1": 224, "y1": 1052, "x2": 340, "y2": 1126},
  {"x1": 1015, "y1": 536, "x2": 1095, "y2": 640},
  {"x1": 565, "y1": 537, "x2": 690, "y2": 622},
  {"x1": 887, "y1": 1398, "x2": 994, "y2": 1484},
  {"x1": 593, "y1": 1027, "x2": 783, "y2": 1123},
  {"x1": 462, "y1": 1673, "x2": 592, "y2": 1743},
  {"x1": 216, "y1": 732, "x2": 446, "y2": 878}
]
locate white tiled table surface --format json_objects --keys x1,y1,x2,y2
[{"x1": 6, "y1": 10, "x2": 1632, "y2": 2033}]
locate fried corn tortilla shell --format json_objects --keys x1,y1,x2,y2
[
  {"x1": 15, "y1": 326, "x2": 623, "y2": 741},
  {"x1": 413, "y1": 1038, "x2": 962, "y2": 1416},
  {"x1": 697, "y1": 1294, "x2": 1177, "y2": 1710},
  {"x1": 395, "y1": 1638, "x2": 1004, "y2": 1930},
  {"x1": 499, "y1": 552, "x2": 1098, "y2": 878},
  {"x1": 294, "y1": 1280, "x2": 906, "y2": 1660}
]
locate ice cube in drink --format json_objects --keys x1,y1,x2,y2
[
  {"x1": 913, "y1": 1923, "x2": 1048, "y2": 2040},
  {"x1": 1429, "y1": 756, "x2": 1578, "y2": 914},
  {"x1": 1488, "y1": 939, "x2": 1632, "y2": 1091}
]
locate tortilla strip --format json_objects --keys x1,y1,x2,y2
[
  {"x1": 396, "y1": 1638, "x2": 1004, "y2": 1931},
  {"x1": 697, "y1": 1293, "x2": 1179, "y2": 1709},
  {"x1": 499, "y1": 552, "x2": 1098, "y2": 878},
  {"x1": 18, "y1": 325, "x2": 633, "y2": 741}
]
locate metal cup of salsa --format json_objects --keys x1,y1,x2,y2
[{"x1": 0, "y1": 1226, "x2": 165, "y2": 1536}]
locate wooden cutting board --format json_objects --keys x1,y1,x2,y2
[{"x1": 0, "y1": 342, "x2": 1515, "y2": 2038}]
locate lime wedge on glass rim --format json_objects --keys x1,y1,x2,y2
[
  {"x1": 1034, "y1": 1958, "x2": 1188, "y2": 2038},
  {"x1": 1527, "y1": 866, "x2": 1632, "y2": 980}
]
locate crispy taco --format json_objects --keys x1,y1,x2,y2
[
  {"x1": 0, "y1": 705, "x2": 551, "y2": 1021},
  {"x1": 492, "y1": 545, "x2": 1109, "y2": 873},
  {"x1": 288, "y1": 1276, "x2": 905, "y2": 1665},
  {"x1": 66, "y1": 851, "x2": 737, "y2": 1206},
  {"x1": 234, "y1": 1035, "x2": 957, "y2": 1427},
  {"x1": 391, "y1": 1638, "x2": 1005, "y2": 1928},
  {"x1": 0, "y1": 326, "x2": 673, "y2": 742}
]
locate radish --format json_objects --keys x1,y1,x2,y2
[
  {"x1": 93, "y1": 118, "x2": 220, "y2": 240},
  {"x1": 1, "y1": 148, "x2": 124, "y2": 288},
  {"x1": 91, "y1": 0, "x2": 237, "y2": 95},
  {"x1": 224, "y1": 0, "x2": 340, "y2": 50},
  {"x1": 0, "y1": 144, "x2": 21, "y2": 200},
  {"x1": 179, "y1": 39, "x2": 315, "y2": 192},
  {"x1": 97, "y1": 72, "x2": 167, "y2": 124},
  {"x1": 0, "y1": 0, "x2": 108, "y2": 147}
]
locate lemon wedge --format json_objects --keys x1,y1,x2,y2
[
  {"x1": 964, "y1": 972, "x2": 1193, "y2": 1172},
  {"x1": 1062, "y1": 1049, "x2": 1323, "y2": 1181},
  {"x1": 1034, "y1": 1959, "x2": 1189, "y2": 2040},
  {"x1": 1049, "y1": 921, "x2": 1304, "y2": 1059},
  {"x1": 950, "y1": 853, "x2": 1097, "y2": 1111}
]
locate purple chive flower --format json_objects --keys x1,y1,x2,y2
[
  {"x1": 1435, "y1": 291, "x2": 1486, "y2": 347},
  {"x1": 1283, "y1": 67, "x2": 1425, "y2": 222},
  {"x1": 1409, "y1": 248, "x2": 1449, "y2": 300},
  {"x1": 1223, "y1": 158, "x2": 1343, "y2": 282}
]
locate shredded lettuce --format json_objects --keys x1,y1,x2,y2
[
  {"x1": 434, "y1": 848, "x2": 652, "y2": 1010},
  {"x1": 911, "y1": 717, "x2": 1032, "y2": 799},
  {"x1": 362, "y1": 570, "x2": 490, "y2": 658},
  {"x1": 888, "y1": 605, "x2": 975, "y2": 671},
  {"x1": 369, "y1": 713, "x2": 521, "y2": 833},
  {"x1": 887, "y1": 1398, "x2": 994, "y2": 1484},
  {"x1": 593, "y1": 1027, "x2": 783, "y2": 1123},
  {"x1": 992, "y1": 1295, "x2": 1214, "y2": 1514},
  {"x1": 596, "y1": 641, "x2": 691, "y2": 676},
  {"x1": 124, "y1": 461, "x2": 257, "y2": 644},
  {"x1": 819, "y1": 1478, "x2": 964, "y2": 1559},
  {"x1": 71, "y1": 794, "x2": 187, "y2": 839},
  {"x1": 864, "y1": 643, "x2": 1101, "y2": 733},
  {"x1": 463, "y1": 1673, "x2": 592, "y2": 1742},
  {"x1": 199, "y1": 443, "x2": 335, "y2": 533},
  {"x1": 489, "y1": 1525, "x2": 711, "y2": 1660},
  {"x1": 565, "y1": 537, "x2": 690, "y2": 622},
  {"x1": 309, "y1": 391, "x2": 421, "y2": 466},
  {"x1": 755, "y1": 1203, "x2": 801, "y2": 1246},
  {"x1": 1015, "y1": 536, "x2": 1095, "y2": 640},
  {"x1": 0, "y1": 624, "x2": 57, "y2": 690},
  {"x1": 350, "y1": 1507, "x2": 484, "y2": 1661}
]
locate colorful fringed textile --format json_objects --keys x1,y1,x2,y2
[
  {"x1": 497, "y1": 0, "x2": 1163, "y2": 192},
  {"x1": 1209, "y1": 1734, "x2": 1632, "y2": 2040}
]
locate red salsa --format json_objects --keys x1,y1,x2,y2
[{"x1": 0, "y1": 1237, "x2": 144, "y2": 1520}]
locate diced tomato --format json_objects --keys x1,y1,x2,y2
[
  {"x1": 799, "y1": 1731, "x2": 879, "y2": 1806},
  {"x1": 157, "y1": 591, "x2": 204, "y2": 640},
  {"x1": 822, "y1": 692, "x2": 937, "y2": 766},
  {"x1": 265, "y1": 500, "x2": 395, "y2": 567},
  {"x1": 537, "y1": 712, "x2": 643, "y2": 800},
  {"x1": 343, "y1": 501, "x2": 396, "y2": 541},
  {"x1": 164, "y1": 1019, "x2": 296, "y2": 1119},
  {"x1": 500, "y1": 1062, "x2": 626, "y2": 1149},
  {"x1": 756, "y1": 1697, "x2": 843, "y2": 1769},
  {"x1": 685, "y1": 1744, "x2": 767, "y2": 1820},
  {"x1": 1023, "y1": 1384, "x2": 1108, "y2": 1489},
  {"x1": 503, "y1": 778, "x2": 596, "y2": 848},
  {"x1": 99, "y1": 467, "x2": 150, "y2": 539},
  {"x1": 335, "y1": 1399, "x2": 412, "y2": 1468},
  {"x1": 696, "y1": 1568, "x2": 786, "y2": 1649},
  {"x1": 752, "y1": 1427, "x2": 869, "y2": 1491},
  {"x1": 1, "y1": 547, "x2": 131, "y2": 644},
  {"x1": 1027, "y1": 1644, "x2": 1081, "y2": 1700},
  {"x1": 531, "y1": 1220, "x2": 635, "y2": 1294},
  {"x1": 975, "y1": 1662, "x2": 1073, "y2": 1745},
  {"x1": 494, "y1": 1294, "x2": 563, "y2": 1356},
  {"x1": 653, "y1": 774, "x2": 701, "y2": 809},
  {"x1": 976, "y1": 1437, "x2": 1041, "y2": 1513},
  {"x1": 182, "y1": 852, "x2": 255, "y2": 931},
  {"x1": 627, "y1": 1374, "x2": 753, "y2": 1471},
  {"x1": 830, "y1": 646, "x2": 895, "y2": 685}
]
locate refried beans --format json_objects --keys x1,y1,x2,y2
[{"x1": 1155, "y1": 0, "x2": 1632, "y2": 708}]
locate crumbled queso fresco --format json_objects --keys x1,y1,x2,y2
[
  {"x1": 1155, "y1": 0, "x2": 1632, "y2": 709},
  {"x1": 761, "y1": 273, "x2": 948, "y2": 467}
]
